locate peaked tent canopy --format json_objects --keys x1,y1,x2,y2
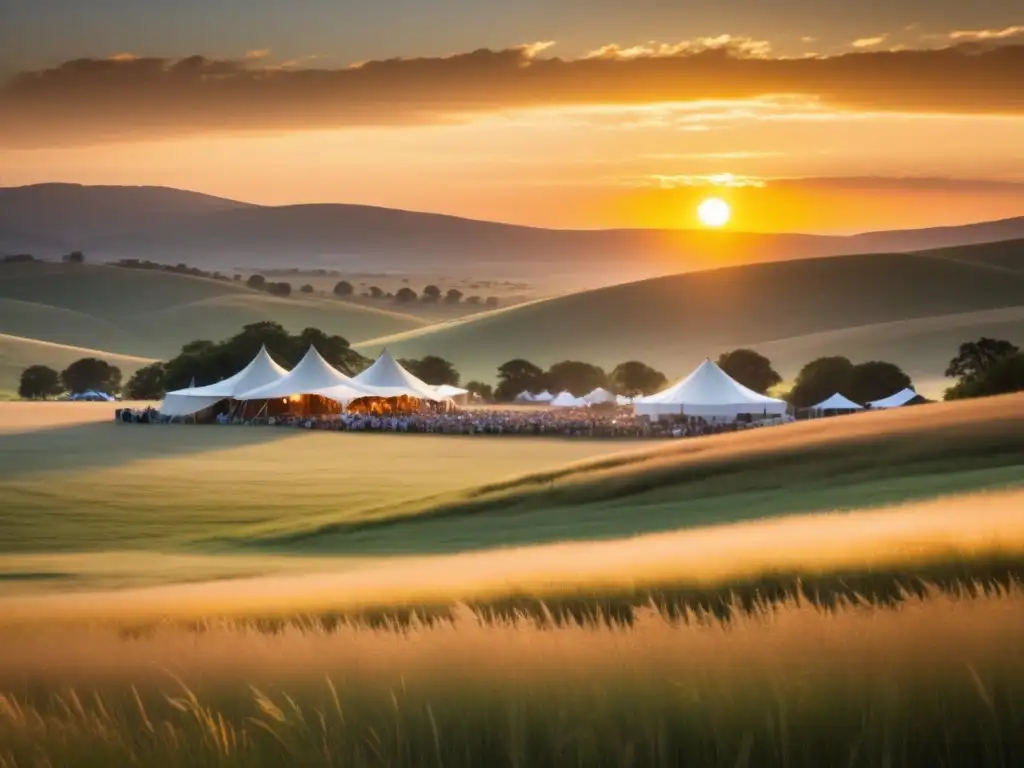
[
  {"x1": 433, "y1": 384, "x2": 469, "y2": 399},
  {"x1": 868, "y1": 388, "x2": 924, "y2": 409},
  {"x1": 634, "y1": 359, "x2": 788, "y2": 420},
  {"x1": 352, "y1": 350, "x2": 445, "y2": 401},
  {"x1": 514, "y1": 391, "x2": 535, "y2": 402},
  {"x1": 159, "y1": 345, "x2": 289, "y2": 417},
  {"x1": 533, "y1": 390, "x2": 555, "y2": 403},
  {"x1": 237, "y1": 346, "x2": 373, "y2": 401},
  {"x1": 809, "y1": 393, "x2": 864, "y2": 411},
  {"x1": 550, "y1": 390, "x2": 586, "y2": 408},
  {"x1": 584, "y1": 387, "x2": 616, "y2": 405}
]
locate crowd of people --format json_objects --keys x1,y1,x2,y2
[{"x1": 118, "y1": 403, "x2": 786, "y2": 439}]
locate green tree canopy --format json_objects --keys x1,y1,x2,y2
[
  {"x1": 495, "y1": 358, "x2": 546, "y2": 401},
  {"x1": 444, "y1": 288, "x2": 464, "y2": 304},
  {"x1": 333, "y1": 280, "x2": 354, "y2": 297},
  {"x1": 848, "y1": 361, "x2": 912, "y2": 405},
  {"x1": 946, "y1": 353, "x2": 1024, "y2": 400},
  {"x1": 395, "y1": 287, "x2": 418, "y2": 303},
  {"x1": 465, "y1": 380, "x2": 493, "y2": 401},
  {"x1": 609, "y1": 361, "x2": 667, "y2": 396},
  {"x1": 945, "y1": 338, "x2": 1020, "y2": 383},
  {"x1": 246, "y1": 274, "x2": 266, "y2": 290},
  {"x1": 546, "y1": 360, "x2": 607, "y2": 397},
  {"x1": 716, "y1": 349, "x2": 782, "y2": 394},
  {"x1": 786, "y1": 356, "x2": 855, "y2": 409},
  {"x1": 124, "y1": 362, "x2": 167, "y2": 400},
  {"x1": 299, "y1": 284, "x2": 315, "y2": 294},
  {"x1": 18, "y1": 365, "x2": 62, "y2": 399},
  {"x1": 61, "y1": 358, "x2": 122, "y2": 395},
  {"x1": 422, "y1": 285, "x2": 442, "y2": 302},
  {"x1": 399, "y1": 355, "x2": 461, "y2": 386}
]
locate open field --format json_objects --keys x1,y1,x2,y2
[
  {"x1": 0, "y1": 262, "x2": 425, "y2": 367},
  {"x1": 0, "y1": 333, "x2": 156, "y2": 394},
  {"x1": 356, "y1": 240, "x2": 1024, "y2": 388}
]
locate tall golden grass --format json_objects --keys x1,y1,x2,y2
[{"x1": 0, "y1": 586, "x2": 1021, "y2": 766}]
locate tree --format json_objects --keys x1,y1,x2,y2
[
  {"x1": 18, "y1": 365, "x2": 61, "y2": 399},
  {"x1": 399, "y1": 355, "x2": 460, "y2": 386},
  {"x1": 246, "y1": 274, "x2": 266, "y2": 290},
  {"x1": 848, "y1": 361, "x2": 912, "y2": 405},
  {"x1": 3, "y1": 254, "x2": 35, "y2": 263},
  {"x1": 610, "y1": 361, "x2": 668, "y2": 396},
  {"x1": 485, "y1": 296, "x2": 500, "y2": 307},
  {"x1": 465, "y1": 380, "x2": 493, "y2": 401},
  {"x1": 546, "y1": 360, "x2": 607, "y2": 397},
  {"x1": 786, "y1": 356, "x2": 855, "y2": 409},
  {"x1": 333, "y1": 280, "x2": 354, "y2": 297},
  {"x1": 466, "y1": 296, "x2": 482, "y2": 305},
  {"x1": 946, "y1": 353, "x2": 1024, "y2": 400},
  {"x1": 368, "y1": 286, "x2": 385, "y2": 299},
  {"x1": 495, "y1": 358, "x2": 546, "y2": 401},
  {"x1": 63, "y1": 251, "x2": 85, "y2": 264},
  {"x1": 395, "y1": 287, "x2": 418, "y2": 303},
  {"x1": 444, "y1": 288, "x2": 464, "y2": 305},
  {"x1": 945, "y1": 338, "x2": 1020, "y2": 383},
  {"x1": 61, "y1": 358, "x2": 122, "y2": 395},
  {"x1": 124, "y1": 362, "x2": 167, "y2": 400},
  {"x1": 717, "y1": 349, "x2": 782, "y2": 394},
  {"x1": 267, "y1": 281, "x2": 292, "y2": 297},
  {"x1": 422, "y1": 285, "x2": 442, "y2": 302},
  {"x1": 300, "y1": 284, "x2": 315, "y2": 294}
]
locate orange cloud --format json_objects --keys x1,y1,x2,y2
[
  {"x1": 2, "y1": 41, "x2": 1022, "y2": 148},
  {"x1": 851, "y1": 35, "x2": 887, "y2": 48}
]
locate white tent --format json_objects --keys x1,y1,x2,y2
[
  {"x1": 615, "y1": 394, "x2": 633, "y2": 406},
  {"x1": 352, "y1": 350, "x2": 445, "y2": 401},
  {"x1": 237, "y1": 346, "x2": 373, "y2": 402},
  {"x1": 434, "y1": 384, "x2": 469, "y2": 399},
  {"x1": 868, "y1": 388, "x2": 922, "y2": 409},
  {"x1": 634, "y1": 359, "x2": 788, "y2": 420},
  {"x1": 533, "y1": 390, "x2": 555, "y2": 403},
  {"x1": 809, "y1": 393, "x2": 864, "y2": 411},
  {"x1": 583, "y1": 387, "x2": 616, "y2": 405},
  {"x1": 514, "y1": 390, "x2": 535, "y2": 403},
  {"x1": 159, "y1": 345, "x2": 289, "y2": 417},
  {"x1": 550, "y1": 390, "x2": 586, "y2": 408}
]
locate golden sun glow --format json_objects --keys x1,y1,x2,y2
[{"x1": 697, "y1": 197, "x2": 731, "y2": 227}]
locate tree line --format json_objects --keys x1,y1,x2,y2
[
  {"x1": 332, "y1": 280, "x2": 501, "y2": 308},
  {"x1": 17, "y1": 328, "x2": 1024, "y2": 406}
]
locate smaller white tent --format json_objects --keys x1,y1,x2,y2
[
  {"x1": 583, "y1": 387, "x2": 616, "y2": 405},
  {"x1": 237, "y1": 346, "x2": 373, "y2": 402},
  {"x1": 352, "y1": 350, "x2": 444, "y2": 401},
  {"x1": 550, "y1": 390, "x2": 586, "y2": 408},
  {"x1": 809, "y1": 393, "x2": 864, "y2": 411},
  {"x1": 615, "y1": 394, "x2": 633, "y2": 406},
  {"x1": 533, "y1": 390, "x2": 555, "y2": 403},
  {"x1": 868, "y1": 388, "x2": 922, "y2": 409},
  {"x1": 634, "y1": 359, "x2": 788, "y2": 420},
  {"x1": 159, "y1": 345, "x2": 289, "y2": 417},
  {"x1": 514, "y1": 391, "x2": 535, "y2": 403},
  {"x1": 434, "y1": 384, "x2": 469, "y2": 399}
]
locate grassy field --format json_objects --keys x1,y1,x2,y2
[
  {"x1": 1, "y1": 395, "x2": 1023, "y2": 763},
  {"x1": 0, "y1": 262, "x2": 426, "y2": 367},
  {"x1": 356, "y1": 241, "x2": 1024, "y2": 388}
]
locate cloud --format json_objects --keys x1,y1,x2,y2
[
  {"x1": 2, "y1": 40, "x2": 1022, "y2": 148},
  {"x1": 948, "y1": 26, "x2": 1024, "y2": 42},
  {"x1": 641, "y1": 173, "x2": 767, "y2": 189},
  {"x1": 851, "y1": 35, "x2": 888, "y2": 48},
  {"x1": 245, "y1": 48, "x2": 271, "y2": 60}
]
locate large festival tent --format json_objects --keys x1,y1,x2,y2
[
  {"x1": 533, "y1": 390, "x2": 555, "y2": 403},
  {"x1": 237, "y1": 345, "x2": 376, "y2": 405},
  {"x1": 634, "y1": 358, "x2": 788, "y2": 420},
  {"x1": 514, "y1": 391, "x2": 535, "y2": 403},
  {"x1": 583, "y1": 387, "x2": 616, "y2": 405},
  {"x1": 159, "y1": 345, "x2": 289, "y2": 417},
  {"x1": 615, "y1": 395, "x2": 633, "y2": 406},
  {"x1": 352, "y1": 350, "x2": 446, "y2": 401},
  {"x1": 808, "y1": 393, "x2": 864, "y2": 413},
  {"x1": 434, "y1": 384, "x2": 471, "y2": 404},
  {"x1": 550, "y1": 390, "x2": 586, "y2": 408},
  {"x1": 868, "y1": 388, "x2": 926, "y2": 409}
]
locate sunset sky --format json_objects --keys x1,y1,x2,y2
[{"x1": 2, "y1": 1, "x2": 1023, "y2": 233}]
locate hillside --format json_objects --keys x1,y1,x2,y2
[
  {"x1": 0, "y1": 262, "x2": 426, "y2": 362},
  {"x1": 3, "y1": 184, "x2": 1023, "y2": 277},
  {"x1": 0, "y1": 333, "x2": 155, "y2": 393},
  {"x1": 355, "y1": 240, "x2": 1024, "y2": 390}
]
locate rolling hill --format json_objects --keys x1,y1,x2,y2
[
  {"x1": 355, "y1": 239, "x2": 1024, "y2": 393},
  {"x1": 0, "y1": 261, "x2": 426, "y2": 367},
  {"x1": 3, "y1": 184, "x2": 1023, "y2": 277}
]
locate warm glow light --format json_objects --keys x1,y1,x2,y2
[{"x1": 697, "y1": 197, "x2": 731, "y2": 227}]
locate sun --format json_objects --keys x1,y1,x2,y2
[{"x1": 697, "y1": 197, "x2": 731, "y2": 228}]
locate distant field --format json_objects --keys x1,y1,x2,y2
[
  {"x1": 0, "y1": 394, "x2": 1022, "y2": 598},
  {"x1": 357, "y1": 241, "x2": 1024, "y2": 387},
  {"x1": 0, "y1": 262, "x2": 425, "y2": 362},
  {"x1": 0, "y1": 332, "x2": 156, "y2": 392}
]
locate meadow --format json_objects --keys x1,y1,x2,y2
[{"x1": 1, "y1": 396, "x2": 1023, "y2": 765}]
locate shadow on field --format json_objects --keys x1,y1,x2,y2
[{"x1": 0, "y1": 422, "x2": 299, "y2": 477}]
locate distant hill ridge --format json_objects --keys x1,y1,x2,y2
[{"x1": 2, "y1": 183, "x2": 1023, "y2": 276}]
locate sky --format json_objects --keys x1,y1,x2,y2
[{"x1": 2, "y1": 0, "x2": 1023, "y2": 233}]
